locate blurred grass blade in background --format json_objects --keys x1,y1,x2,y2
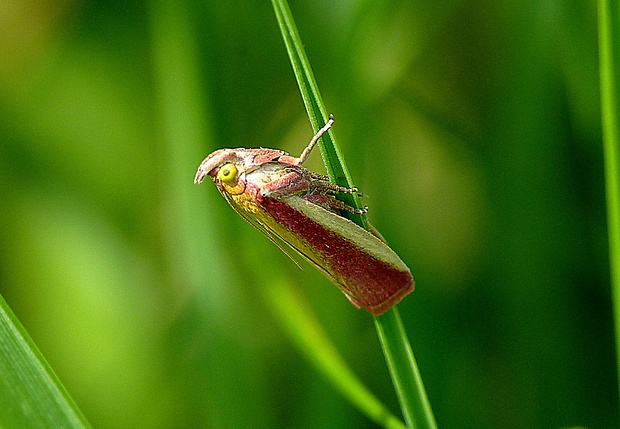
[
  {"x1": 148, "y1": 0, "x2": 227, "y2": 308},
  {"x1": 263, "y1": 277, "x2": 408, "y2": 429},
  {"x1": 0, "y1": 293, "x2": 92, "y2": 429},
  {"x1": 271, "y1": 0, "x2": 436, "y2": 427},
  {"x1": 598, "y1": 0, "x2": 620, "y2": 403}
]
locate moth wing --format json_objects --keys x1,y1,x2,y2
[
  {"x1": 281, "y1": 195, "x2": 411, "y2": 273},
  {"x1": 220, "y1": 191, "x2": 303, "y2": 269},
  {"x1": 252, "y1": 194, "x2": 413, "y2": 314}
]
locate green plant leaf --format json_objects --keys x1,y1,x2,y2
[{"x1": 0, "y1": 293, "x2": 91, "y2": 429}]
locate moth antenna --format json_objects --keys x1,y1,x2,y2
[{"x1": 297, "y1": 114, "x2": 335, "y2": 165}]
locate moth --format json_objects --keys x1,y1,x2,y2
[{"x1": 194, "y1": 116, "x2": 414, "y2": 315}]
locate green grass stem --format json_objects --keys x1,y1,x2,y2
[
  {"x1": 270, "y1": 1, "x2": 436, "y2": 427},
  {"x1": 270, "y1": 0, "x2": 368, "y2": 230},
  {"x1": 374, "y1": 308, "x2": 437, "y2": 429},
  {"x1": 598, "y1": 0, "x2": 620, "y2": 407}
]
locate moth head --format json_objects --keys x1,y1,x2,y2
[{"x1": 194, "y1": 149, "x2": 240, "y2": 184}]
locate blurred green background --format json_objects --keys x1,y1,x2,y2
[{"x1": 0, "y1": 0, "x2": 614, "y2": 427}]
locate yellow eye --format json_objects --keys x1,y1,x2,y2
[{"x1": 217, "y1": 163, "x2": 238, "y2": 184}]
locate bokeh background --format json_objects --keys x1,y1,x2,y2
[{"x1": 0, "y1": 0, "x2": 615, "y2": 427}]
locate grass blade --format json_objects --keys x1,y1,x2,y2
[
  {"x1": 262, "y1": 277, "x2": 407, "y2": 429},
  {"x1": 0, "y1": 293, "x2": 91, "y2": 428},
  {"x1": 271, "y1": 0, "x2": 368, "y2": 229},
  {"x1": 271, "y1": 1, "x2": 436, "y2": 427},
  {"x1": 598, "y1": 0, "x2": 620, "y2": 405},
  {"x1": 374, "y1": 308, "x2": 437, "y2": 429}
]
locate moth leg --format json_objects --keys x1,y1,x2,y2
[
  {"x1": 327, "y1": 197, "x2": 368, "y2": 215},
  {"x1": 307, "y1": 171, "x2": 330, "y2": 181},
  {"x1": 303, "y1": 193, "x2": 368, "y2": 215},
  {"x1": 316, "y1": 180, "x2": 359, "y2": 195},
  {"x1": 296, "y1": 114, "x2": 335, "y2": 165},
  {"x1": 310, "y1": 176, "x2": 363, "y2": 195}
]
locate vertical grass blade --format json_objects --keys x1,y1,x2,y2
[
  {"x1": 374, "y1": 308, "x2": 437, "y2": 429},
  {"x1": 598, "y1": 0, "x2": 620, "y2": 406},
  {"x1": 270, "y1": 0, "x2": 368, "y2": 230},
  {"x1": 0, "y1": 293, "x2": 92, "y2": 428},
  {"x1": 271, "y1": 1, "x2": 436, "y2": 427}
]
